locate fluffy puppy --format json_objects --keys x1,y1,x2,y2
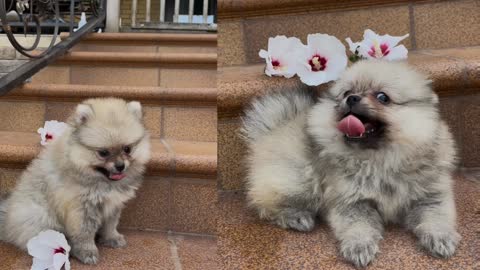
[
  {"x1": 0, "y1": 98, "x2": 151, "y2": 264},
  {"x1": 242, "y1": 61, "x2": 459, "y2": 268}
]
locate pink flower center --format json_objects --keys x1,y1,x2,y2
[
  {"x1": 368, "y1": 43, "x2": 390, "y2": 58},
  {"x1": 271, "y1": 59, "x2": 281, "y2": 70},
  {"x1": 54, "y1": 247, "x2": 65, "y2": 255},
  {"x1": 308, "y1": 55, "x2": 327, "y2": 72},
  {"x1": 45, "y1": 133, "x2": 53, "y2": 141}
]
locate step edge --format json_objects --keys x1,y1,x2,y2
[
  {"x1": 60, "y1": 32, "x2": 218, "y2": 43},
  {"x1": 57, "y1": 51, "x2": 217, "y2": 64},
  {"x1": 0, "y1": 135, "x2": 217, "y2": 176},
  {"x1": 5, "y1": 84, "x2": 217, "y2": 105}
]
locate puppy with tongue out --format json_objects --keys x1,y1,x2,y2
[{"x1": 244, "y1": 61, "x2": 459, "y2": 268}]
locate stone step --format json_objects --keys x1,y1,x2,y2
[
  {"x1": 61, "y1": 32, "x2": 217, "y2": 54},
  {"x1": 31, "y1": 51, "x2": 217, "y2": 88},
  {"x1": 218, "y1": 0, "x2": 479, "y2": 67},
  {"x1": 0, "y1": 131, "x2": 216, "y2": 176},
  {"x1": 218, "y1": 172, "x2": 479, "y2": 269},
  {"x1": 0, "y1": 84, "x2": 217, "y2": 142},
  {"x1": 0, "y1": 131, "x2": 217, "y2": 234},
  {"x1": 1, "y1": 230, "x2": 218, "y2": 270},
  {"x1": 218, "y1": 47, "x2": 480, "y2": 190},
  {"x1": 0, "y1": 95, "x2": 217, "y2": 142}
]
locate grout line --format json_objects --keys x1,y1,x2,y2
[
  {"x1": 408, "y1": 3, "x2": 417, "y2": 50},
  {"x1": 160, "y1": 106, "x2": 165, "y2": 138},
  {"x1": 167, "y1": 234, "x2": 183, "y2": 270}
]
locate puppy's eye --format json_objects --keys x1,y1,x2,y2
[
  {"x1": 123, "y1": 146, "x2": 131, "y2": 154},
  {"x1": 343, "y1": 90, "x2": 352, "y2": 98},
  {"x1": 98, "y1": 149, "x2": 110, "y2": 158},
  {"x1": 376, "y1": 92, "x2": 390, "y2": 104}
]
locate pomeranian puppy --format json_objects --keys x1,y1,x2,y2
[
  {"x1": 242, "y1": 61, "x2": 459, "y2": 268},
  {"x1": 0, "y1": 98, "x2": 151, "y2": 264}
]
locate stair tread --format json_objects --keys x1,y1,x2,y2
[
  {"x1": 57, "y1": 51, "x2": 217, "y2": 64},
  {"x1": 219, "y1": 46, "x2": 480, "y2": 116},
  {"x1": 0, "y1": 230, "x2": 218, "y2": 270},
  {"x1": 0, "y1": 131, "x2": 217, "y2": 175},
  {"x1": 218, "y1": 173, "x2": 480, "y2": 269},
  {"x1": 6, "y1": 83, "x2": 217, "y2": 105},
  {"x1": 60, "y1": 32, "x2": 217, "y2": 43}
]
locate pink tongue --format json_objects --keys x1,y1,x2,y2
[
  {"x1": 337, "y1": 115, "x2": 366, "y2": 137},
  {"x1": 109, "y1": 173, "x2": 126, "y2": 181}
]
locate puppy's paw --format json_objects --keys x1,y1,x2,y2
[
  {"x1": 72, "y1": 247, "x2": 99, "y2": 265},
  {"x1": 276, "y1": 210, "x2": 315, "y2": 232},
  {"x1": 99, "y1": 233, "x2": 127, "y2": 248},
  {"x1": 340, "y1": 238, "x2": 379, "y2": 268},
  {"x1": 419, "y1": 230, "x2": 460, "y2": 258}
]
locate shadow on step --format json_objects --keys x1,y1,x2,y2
[
  {"x1": 0, "y1": 230, "x2": 218, "y2": 270},
  {"x1": 218, "y1": 174, "x2": 480, "y2": 269}
]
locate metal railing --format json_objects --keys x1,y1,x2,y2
[
  {"x1": 0, "y1": 0, "x2": 106, "y2": 94},
  {"x1": 129, "y1": 0, "x2": 216, "y2": 31}
]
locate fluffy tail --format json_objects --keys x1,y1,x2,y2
[{"x1": 241, "y1": 88, "x2": 315, "y2": 142}]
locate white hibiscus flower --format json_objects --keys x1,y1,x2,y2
[
  {"x1": 27, "y1": 230, "x2": 71, "y2": 270},
  {"x1": 346, "y1": 29, "x2": 409, "y2": 61},
  {"x1": 259, "y1": 35, "x2": 304, "y2": 78},
  {"x1": 37, "y1": 120, "x2": 68, "y2": 146},
  {"x1": 295, "y1": 33, "x2": 348, "y2": 86}
]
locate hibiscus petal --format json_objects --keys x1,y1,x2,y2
[
  {"x1": 384, "y1": 44, "x2": 408, "y2": 61},
  {"x1": 297, "y1": 68, "x2": 328, "y2": 86},
  {"x1": 28, "y1": 238, "x2": 54, "y2": 260},
  {"x1": 31, "y1": 258, "x2": 52, "y2": 270},
  {"x1": 345, "y1": 38, "x2": 361, "y2": 54},
  {"x1": 259, "y1": 49, "x2": 269, "y2": 58},
  {"x1": 53, "y1": 254, "x2": 67, "y2": 270},
  {"x1": 382, "y1": 33, "x2": 409, "y2": 48}
]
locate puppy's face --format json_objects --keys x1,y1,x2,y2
[
  {"x1": 309, "y1": 61, "x2": 440, "y2": 152},
  {"x1": 67, "y1": 98, "x2": 151, "y2": 183}
]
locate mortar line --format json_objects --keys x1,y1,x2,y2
[
  {"x1": 167, "y1": 234, "x2": 183, "y2": 270},
  {"x1": 408, "y1": 3, "x2": 417, "y2": 50}
]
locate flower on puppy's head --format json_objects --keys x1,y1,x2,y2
[
  {"x1": 259, "y1": 35, "x2": 303, "y2": 78},
  {"x1": 295, "y1": 33, "x2": 348, "y2": 86},
  {"x1": 27, "y1": 230, "x2": 71, "y2": 270},
  {"x1": 346, "y1": 29, "x2": 409, "y2": 61},
  {"x1": 37, "y1": 120, "x2": 68, "y2": 146}
]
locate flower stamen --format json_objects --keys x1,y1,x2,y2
[
  {"x1": 309, "y1": 55, "x2": 327, "y2": 72},
  {"x1": 54, "y1": 247, "x2": 66, "y2": 255},
  {"x1": 271, "y1": 60, "x2": 281, "y2": 70}
]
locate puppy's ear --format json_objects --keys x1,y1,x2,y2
[
  {"x1": 127, "y1": 101, "x2": 143, "y2": 120},
  {"x1": 72, "y1": 104, "x2": 94, "y2": 126}
]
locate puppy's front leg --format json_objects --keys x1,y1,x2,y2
[
  {"x1": 405, "y1": 191, "x2": 460, "y2": 258},
  {"x1": 328, "y1": 200, "x2": 383, "y2": 268},
  {"x1": 65, "y1": 207, "x2": 101, "y2": 264},
  {"x1": 98, "y1": 207, "x2": 127, "y2": 248}
]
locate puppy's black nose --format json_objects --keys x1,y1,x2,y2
[
  {"x1": 115, "y1": 163, "x2": 125, "y2": 172},
  {"x1": 346, "y1": 95, "x2": 362, "y2": 107}
]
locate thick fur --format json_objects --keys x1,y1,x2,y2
[
  {"x1": 243, "y1": 61, "x2": 459, "y2": 268},
  {"x1": 0, "y1": 98, "x2": 151, "y2": 264}
]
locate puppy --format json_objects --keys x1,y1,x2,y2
[
  {"x1": 242, "y1": 61, "x2": 459, "y2": 267},
  {"x1": 0, "y1": 98, "x2": 151, "y2": 264}
]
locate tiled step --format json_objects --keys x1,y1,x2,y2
[
  {"x1": 8, "y1": 83, "x2": 216, "y2": 105},
  {"x1": 0, "y1": 85, "x2": 217, "y2": 142},
  {"x1": 219, "y1": 0, "x2": 416, "y2": 19},
  {"x1": 218, "y1": 47, "x2": 480, "y2": 190},
  {"x1": 61, "y1": 32, "x2": 217, "y2": 54},
  {"x1": 1, "y1": 230, "x2": 218, "y2": 270},
  {"x1": 32, "y1": 51, "x2": 217, "y2": 88},
  {"x1": 219, "y1": 47, "x2": 480, "y2": 117},
  {"x1": 0, "y1": 131, "x2": 217, "y2": 234},
  {"x1": 218, "y1": 0, "x2": 479, "y2": 66},
  {"x1": 0, "y1": 131, "x2": 216, "y2": 176},
  {"x1": 218, "y1": 173, "x2": 480, "y2": 269}
]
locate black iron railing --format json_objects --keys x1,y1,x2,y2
[{"x1": 0, "y1": 0, "x2": 105, "y2": 94}]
